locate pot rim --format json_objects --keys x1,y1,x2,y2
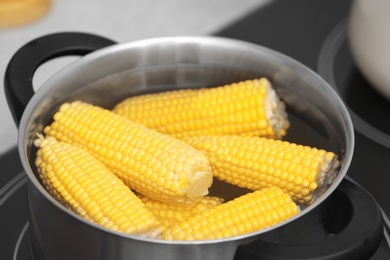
[{"x1": 18, "y1": 35, "x2": 355, "y2": 244}]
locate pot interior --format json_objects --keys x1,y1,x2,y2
[{"x1": 19, "y1": 37, "x2": 353, "y2": 235}]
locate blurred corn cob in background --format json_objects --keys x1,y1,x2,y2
[
  {"x1": 139, "y1": 195, "x2": 224, "y2": 228},
  {"x1": 112, "y1": 78, "x2": 289, "y2": 139},
  {"x1": 34, "y1": 135, "x2": 163, "y2": 238},
  {"x1": 162, "y1": 187, "x2": 299, "y2": 240},
  {"x1": 182, "y1": 135, "x2": 339, "y2": 204},
  {"x1": 43, "y1": 101, "x2": 213, "y2": 205}
]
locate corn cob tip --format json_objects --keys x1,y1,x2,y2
[
  {"x1": 33, "y1": 133, "x2": 55, "y2": 148},
  {"x1": 141, "y1": 227, "x2": 166, "y2": 239},
  {"x1": 308, "y1": 153, "x2": 340, "y2": 203},
  {"x1": 186, "y1": 171, "x2": 213, "y2": 201},
  {"x1": 262, "y1": 78, "x2": 290, "y2": 139}
]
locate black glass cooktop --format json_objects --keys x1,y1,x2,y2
[{"x1": 2, "y1": 0, "x2": 390, "y2": 259}]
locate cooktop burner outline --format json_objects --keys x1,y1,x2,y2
[
  {"x1": 0, "y1": 169, "x2": 30, "y2": 260},
  {"x1": 13, "y1": 222, "x2": 29, "y2": 260},
  {"x1": 0, "y1": 172, "x2": 27, "y2": 206},
  {"x1": 317, "y1": 18, "x2": 390, "y2": 149}
]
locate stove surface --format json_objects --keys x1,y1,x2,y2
[{"x1": 2, "y1": 0, "x2": 390, "y2": 259}]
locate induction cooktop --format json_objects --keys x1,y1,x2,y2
[{"x1": 2, "y1": 0, "x2": 390, "y2": 259}]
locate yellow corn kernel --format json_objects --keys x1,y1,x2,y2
[
  {"x1": 43, "y1": 101, "x2": 213, "y2": 205},
  {"x1": 112, "y1": 78, "x2": 289, "y2": 139},
  {"x1": 139, "y1": 195, "x2": 224, "y2": 228},
  {"x1": 162, "y1": 187, "x2": 299, "y2": 240},
  {"x1": 182, "y1": 135, "x2": 340, "y2": 204},
  {"x1": 34, "y1": 135, "x2": 163, "y2": 237}
]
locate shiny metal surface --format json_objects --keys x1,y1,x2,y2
[{"x1": 17, "y1": 36, "x2": 354, "y2": 260}]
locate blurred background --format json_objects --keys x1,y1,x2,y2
[{"x1": 0, "y1": 0, "x2": 269, "y2": 155}]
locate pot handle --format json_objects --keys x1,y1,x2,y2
[
  {"x1": 234, "y1": 178, "x2": 384, "y2": 260},
  {"x1": 4, "y1": 32, "x2": 116, "y2": 126}
]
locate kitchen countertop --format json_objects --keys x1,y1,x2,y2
[{"x1": 0, "y1": 0, "x2": 268, "y2": 155}]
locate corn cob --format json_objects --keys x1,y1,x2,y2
[
  {"x1": 182, "y1": 135, "x2": 339, "y2": 204},
  {"x1": 112, "y1": 78, "x2": 289, "y2": 139},
  {"x1": 139, "y1": 195, "x2": 224, "y2": 228},
  {"x1": 162, "y1": 187, "x2": 299, "y2": 240},
  {"x1": 34, "y1": 135, "x2": 163, "y2": 237},
  {"x1": 43, "y1": 101, "x2": 213, "y2": 205}
]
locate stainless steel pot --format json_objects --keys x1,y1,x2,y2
[{"x1": 3, "y1": 32, "x2": 379, "y2": 260}]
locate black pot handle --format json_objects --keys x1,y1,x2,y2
[
  {"x1": 4, "y1": 32, "x2": 116, "y2": 126},
  {"x1": 234, "y1": 178, "x2": 384, "y2": 260}
]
